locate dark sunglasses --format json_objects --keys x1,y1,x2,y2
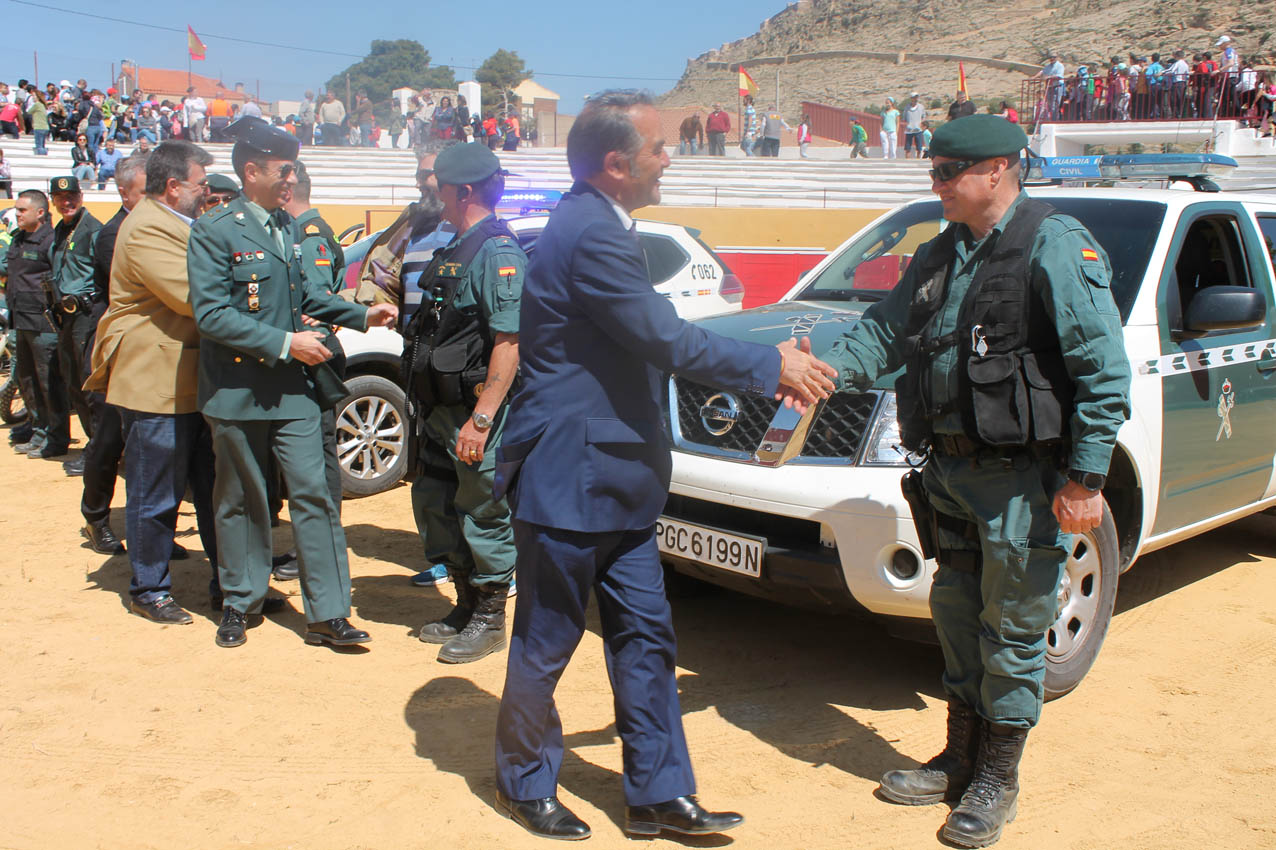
[{"x1": 929, "y1": 159, "x2": 982, "y2": 183}]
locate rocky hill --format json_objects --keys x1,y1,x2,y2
[{"x1": 661, "y1": 0, "x2": 1273, "y2": 122}]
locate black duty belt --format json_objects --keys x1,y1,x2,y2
[{"x1": 932, "y1": 433, "x2": 1064, "y2": 462}]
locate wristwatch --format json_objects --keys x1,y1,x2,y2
[
  {"x1": 472, "y1": 411, "x2": 493, "y2": 431},
  {"x1": 1068, "y1": 469, "x2": 1106, "y2": 491}
]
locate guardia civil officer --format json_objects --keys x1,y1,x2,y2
[
  {"x1": 203, "y1": 173, "x2": 240, "y2": 211},
  {"x1": 187, "y1": 117, "x2": 398, "y2": 648},
  {"x1": 810, "y1": 115, "x2": 1131, "y2": 847},
  {"x1": 47, "y1": 175, "x2": 102, "y2": 454},
  {"x1": 402, "y1": 143, "x2": 523, "y2": 664},
  {"x1": 282, "y1": 158, "x2": 346, "y2": 514},
  {"x1": 1, "y1": 190, "x2": 61, "y2": 455}
]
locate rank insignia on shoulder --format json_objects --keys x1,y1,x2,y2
[
  {"x1": 305, "y1": 224, "x2": 321, "y2": 235},
  {"x1": 1080, "y1": 248, "x2": 1099, "y2": 262},
  {"x1": 498, "y1": 266, "x2": 517, "y2": 277}
]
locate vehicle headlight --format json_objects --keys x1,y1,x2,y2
[{"x1": 861, "y1": 392, "x2": 910, "y2": 466}]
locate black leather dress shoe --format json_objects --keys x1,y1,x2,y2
[
  {"x1": 8, "y1": 425, "x2": 34, "y2": 444},
  {"x1": 210, "y1": 592, "x2": 287, "y2": 614},
  {"x1": 28, "y1": 443, "x2": 68, "y2": 458},
  {"x1": 304, "y1": 617, "x2": 371, "y2": 646},
  {"x1": 63, "y1": 456, "x2": 85, "y2": 476},
  {"x1": 215, "y1": 608, "x2": 248, "y2": 647},
  {"x1": 130, "y1": 595, "x2": 194, "y2": 625},
  {"x1": 624, "y1": 796, "x2": 744, "y2": 837},
  {"x1": 272, "y1": 551, "x2": 299, "y2": 581},
  {"x1": 85, "y1": 521, "x2": 126, "y2": 555},
  {"x1": 496, "y1": 792, "x2": 591, "y2": 841},
  {"x1": 170, "y1": 542, "x2": 190, "y2": 560}
]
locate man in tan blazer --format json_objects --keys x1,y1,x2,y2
[{"x1": 87, "y1": 139, "x2": 282, "y2": 624}]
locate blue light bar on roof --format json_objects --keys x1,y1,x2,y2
[
  {"x1": 1025, "y1": 153, "x2": 1237, "y2": 182},
  {"x1": 496, "y1": 189, "x2": 562, "y2": 216}
]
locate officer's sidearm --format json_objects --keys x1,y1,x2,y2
[{"x1": 187, "y1": 218, "x2": 290, "y2": 364}]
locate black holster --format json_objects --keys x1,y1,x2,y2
[{"x1": 901, "y1": 469, "x2": 938, "y2": 562}]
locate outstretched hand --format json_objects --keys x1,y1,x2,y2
[
  {"x1": 366, "y1": 303, "x2": 399, "y2": 328},
  {"x1": 774, "y1": 337, "x2": 837, "y2": 414}
]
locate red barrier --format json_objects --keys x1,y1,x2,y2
[
  {"x1": 800, "y1": 101, "x2": 882, "y2": 143},
  {"x1": 717, "y1": 250, "x2": 828, "y2": 308},
  {"x1": 1018, "y1": 70, "x2": 1257, "y2": 127}
]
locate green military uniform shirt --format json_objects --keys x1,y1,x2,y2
[
  {"x1": 188, "y1": 196, "x2": 370, "y2": 421},
  {"x1": 49, "y1": 208, "x2": 102, "y2": 299},
  {"x1": 294, "y1": 208, "x2": 345, "y2": 292},
  {"x1": 428, "y1": 214, "x2": 525, "y2": 339},
  {"x1": 821, "y1": 191, "x2": 1131, "y2": 475}
]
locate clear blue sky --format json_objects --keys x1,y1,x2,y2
[{"x1": 2, "y1": 0, "x2": 786, "y2": 112}]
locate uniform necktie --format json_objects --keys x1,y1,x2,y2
[{"x1": 266, "y1": 209, "x2": 287, "y2": 256}]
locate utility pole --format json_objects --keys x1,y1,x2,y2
[{"x1": 34, "y1": 51, "x2": 39, "y2": 88}]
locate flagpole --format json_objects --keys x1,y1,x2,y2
[{"x1": 736, "y1": 65, "x2": 742, "y2": 152}]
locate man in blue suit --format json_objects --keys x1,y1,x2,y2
[{"x1": 492, "y1": 90, "x2": 837, "y2": 841}]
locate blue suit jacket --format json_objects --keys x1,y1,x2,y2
[{"x1": 495, "y1": 182, "x2": 781, "y2": 533}]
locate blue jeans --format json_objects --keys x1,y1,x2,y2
[
  {"x1": 120, "y1": 410, "x2": 219, "y2": 602},
  {"x1": 86, "y1": 123, "x2": 103, "y2": 160},
  {"x1": 97, "y1": 169, "x2": 115, "y2": 191},
  {"x1": 131, "y1": 127, "x2": 156, "y2": 143},
  {"x1": 33, "y1": 129, "x2": 48, "y2": 154},
  {"x1": 360, "y1": 122, "x2": 372, "y2": 146}
]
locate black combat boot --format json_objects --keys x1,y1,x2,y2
[
  {"x1": 942, "y1": 722, "x2": 1029, "y2": 848},
  {"x1": 437, "y1": 584, "x2": 507, "y2": 664},
  {"x1": 878, "y1": 700, "x2": 980, "y2": 805},
  {"x1": 417, "y1": 577, "x2": 475, "y2": 644}
]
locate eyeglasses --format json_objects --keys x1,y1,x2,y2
[
  {"x1": 928, "y1": 159, "x2": 982, "y2": 183},
  {"x1": 254, "y1": 163, "x2": 295, "y2": 181}
]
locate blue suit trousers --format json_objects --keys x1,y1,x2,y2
[{"x1": 495, "y1": 519, "x2": 696, "y2": 806}]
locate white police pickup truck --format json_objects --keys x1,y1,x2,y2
[{"x1": 658, "y1": 154, "x2": 1276, "y2": 698}]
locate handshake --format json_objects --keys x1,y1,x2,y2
[{"x1": 774, "y1": 337, "x2": 838, "y2": 412}]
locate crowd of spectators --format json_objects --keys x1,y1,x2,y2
[{"x1": 1031, "y1": 36, "x2": 1275, "y2": 131}]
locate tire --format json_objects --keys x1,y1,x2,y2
[
  {"x1": 0, "y1": 333, "x2": 27, "y2": 425},
  {"x1": 1043, "y1": 498, "x2": 1119, "y2": 700},
  {"x1": 334, "y1": 374, "x2": 407, "y2": 498}
]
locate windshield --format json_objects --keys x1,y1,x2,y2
[{"x1": 796, "y1": 197, "x2": 1167, "y2": 321}]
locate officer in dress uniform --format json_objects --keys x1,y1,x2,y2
[
  {"x1": 187, "y1": 117, "x2": 398, "y2": 649},
  {"x1": 401, "y1": 143, "x2": 524, "y2": 664},
  {"x1": 812, "y1": 115, "x2": 1131, "y2": 848},
  {"x1": 47, "y1": 175, "x2": 103, "y2": 454}
]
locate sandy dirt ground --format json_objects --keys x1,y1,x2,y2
[{"x1": 2, "y1": 419, "x2": 1274, "y2": 850}]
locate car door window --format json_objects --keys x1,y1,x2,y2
[
  {"x1": 1255, "y1": 215, "x2": 1276, "y2": 272},
  {"x1": 639, "y1": 234, "x2": 690, "y2": 285},
  {"x1": 1168, "y1": 213, "x2": 1253, "y2": 331}
]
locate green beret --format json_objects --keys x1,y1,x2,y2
[
  {"x1": 50, "y1": 175, "x2": 80, "y2": 194},
  {"x1": 435, "y1": 143, "x2": 501, "y2": 186},
  {"x1": 930, "y1": 114, "x2": 1028, "y2": 160},
  {"x1": 205, "y1": 173, "x2": 240, "y2": 195}
]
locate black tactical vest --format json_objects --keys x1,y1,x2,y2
[
  {"x1": 401, "y1": 216, "x2": 516, "y2": 409},
  {"x1": 895, "y1": 199, "x2": 1075, "y2": 452}
]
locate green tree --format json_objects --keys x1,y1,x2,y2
[
  {"x1": 325, "y1": 39, "x2": 456, "y2": 110},
  {"x1": 475, "y1": 49, "x2": 530, "y2": 116}
]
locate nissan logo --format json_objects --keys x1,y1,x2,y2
[{"x1": 700, "y1": 392, "x2": 740, "y2": 436}]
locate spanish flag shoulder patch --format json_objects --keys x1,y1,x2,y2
[
  {"x1": 314, "y1": 259, "x2": 331, "y2": 267},
  {"x1": 1080, "y1": 248, "x2": 1099, "y2": 262},
  {"x1": 498, "y1": 266, "x2": 517, "y2": 277}
]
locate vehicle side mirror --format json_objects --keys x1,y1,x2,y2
[{"x1": 1181, "y1": 286, "x2": 1266, "y2": 337}]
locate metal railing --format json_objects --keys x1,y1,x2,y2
[{"x1": 1018, "y1": 70, "x2": 1267, "y2": 128}]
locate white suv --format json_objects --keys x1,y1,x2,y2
[
  {"x1": 657, "y1": 155, "x2": 1276, "y2": 698},
  {"x1": 332, "y1": 214, "x2": 745, "y2": 497}
]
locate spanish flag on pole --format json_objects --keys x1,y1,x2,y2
[
  {"x1": 188, "y1": 26, "x2": 207, "y2": 61},
  {"x1": 958, "y1": 62, "x2": 968, "y2": 95},
  {"x1": 738, "y1": 67, "x2": 759, "y2": 98}
]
